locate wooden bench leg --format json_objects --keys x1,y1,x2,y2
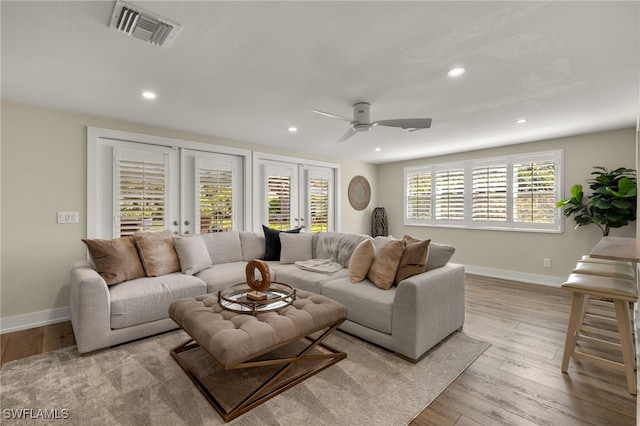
[
  {"x1": 562, "y1": 292, "x2": 587, "y2": 372},
  {"x1": 614, "y1": 300, "x2": 637, "y2": 395}
]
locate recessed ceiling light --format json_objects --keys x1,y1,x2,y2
[
  {"x1": 516, "y1": 118, "x2": 528, "y2": 124},
  {"x1": 447, "y1": 67, "x2": 466, "y2": 77},
  {"x1": 142, "y1": 91, "x2": 157, "y2": 100},
  {"x1": 375, "y1": 147, "x2": 382, "y2": 152},
  {"x1": 288, "y1": 126, "x2": 298, "y2": 133}
]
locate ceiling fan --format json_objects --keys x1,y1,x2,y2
[{"x1": 310, "y1": 102, "x2": 432, "y2": 143}]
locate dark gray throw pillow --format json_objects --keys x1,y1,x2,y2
[{"x1": 262, "y1": 225, "x2": 302, "y2": 261}]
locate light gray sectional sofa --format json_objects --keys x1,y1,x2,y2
[{"x1": 70, "y1": 231, "x2": 465, "y2": 362}]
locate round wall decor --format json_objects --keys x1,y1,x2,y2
[{"x1": 348, "y1": 175, "x2": 371, "y2": 211}]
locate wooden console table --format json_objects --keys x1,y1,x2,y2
[{"x1": 589, "y1": 236, "x2": 640, "y2": 263}]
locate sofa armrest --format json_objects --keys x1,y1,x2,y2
[
  {"x1": 392, "y1": 263, "x2": 466, "y2": 360},
  {"x1": 69, "y1": 261, "x2": 113, "y2": 354}
]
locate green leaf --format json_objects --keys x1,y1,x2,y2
[
  {"x1": 618, "y1": 177, "x2": 635, "y2": 194},
  {"x1": 570, "y1": 184, "x2": 583, "y2": 199},
  {"x1": 611, "y1": 199, "x2": 631, "y2": 209},
  {"x1": 591, "y1": 199, "x2": 611, "y2": 209},
  {"x1": 574, "y1": 216, "x2": 593, "y2": 226}
]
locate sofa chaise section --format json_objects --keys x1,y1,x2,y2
[{"x1": 69, "y1": 260, "x2": 206, "y2": 354}]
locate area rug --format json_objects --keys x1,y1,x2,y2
[{"x1": 1, "y1": 330, "x2": 489, "y2": 426}]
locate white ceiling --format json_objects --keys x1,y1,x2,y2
[{"x1": 2, "y1": 1, "x2": 638, "y2": 164}]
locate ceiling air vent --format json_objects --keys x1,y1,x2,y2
[{"x1": 109, "y1": 0, "x2": 182, "y2": 47}]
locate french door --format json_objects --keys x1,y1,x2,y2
[
  {"x1": 254, "y1": 154, "x2": 338, "y2": 232},
  {"x1": 88, "y1": 129, "x2": 246, "y2": 239}
]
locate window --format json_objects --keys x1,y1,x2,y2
[
  {"x1": 435, "y1": 168, "x2": 465, "y2": 221},
  {"x1": 116, "y1": 154, "x2": 168, "y2": 236},
  {"x1": 404, "y1": 150, "x2": 563, "y2": 232},
  {"x1": 472, "y1": 164, "x2": 507, "y2": 222},
  {"x1": 406, "y1": 170, "x2": 431, "y2": 221},
  {"x1": 513, "y1": 160, "x2": 556, "y2": 224},
  {"x1": 254, "y1": 153, "x2": 339, "y2": 232},
  {"x1": 199, "y1": 166, "x2": 233, "y2": 233},
  {"x1": 267, "y1": 172, "x2": 293, "y2": 230},
  {"x1": 306, "y1": 167, "x2": 333, "y2": 232}
]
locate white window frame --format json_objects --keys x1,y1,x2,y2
[{"x1": 403, "y1": 150, "x2": 564, "y2": 233}]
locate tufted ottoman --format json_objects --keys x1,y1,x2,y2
[{"x1": 168, "y1": 289, "x2": 347, "y2": 422}]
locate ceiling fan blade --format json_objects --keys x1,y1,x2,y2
[
  {"x1": 337, "y1": 128, "x2": 357, "y2": 143},
  {"x1": 310, "y1": 109, "x2": 352, "y2": 122},
  {"x1": 374, "y1": 118, "x2": 432, "y2": 131}
]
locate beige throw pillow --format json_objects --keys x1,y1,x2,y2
[
  {"x1": 173, "y1": 235, "x2": 212, "y2": 275},
  {"x1": 201, "y1": 231, "x2": 243, "y2": 265},
  {"x1": 279, "y1": 232, "x2": 313, "y2": 264},
  {"x1": 367, "y1": 239, "x2": 405, "y2": 290},
  {"x1": 395, "y1": 235, "x2": 430, "y2": 284},
  {"x1": 349, "y1": 239, "x2": 375, "y2": 283},
  {"x1": 82, "y1": 236, "x2": 145, "y2": 285},
  {"x1": 133, "y1": 230, "x2": 181, "y2": 277}
]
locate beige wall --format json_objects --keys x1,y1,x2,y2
[
  {"x1": 1, "y1": 99, "x2": 634, "y2": 321},
  {"x1": 377, "y1": 128, "x2": 637, "y2": 282},
  {"x1": 0, "y1": 101, "x2": 376, "y2": 319}
]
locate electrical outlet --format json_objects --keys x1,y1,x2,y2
[
  {"x1": 57, "y1": 212, "x2": 79, "y2": 224},
  {"x1": 543, "y1": 258, "x2": 552, "y2": 268}
]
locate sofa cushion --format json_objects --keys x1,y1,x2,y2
[
  {"x1": 109, "y1": 273, "x2": 206, "y2": 329},
  {"x1": 349, "y1": 239, "x2": 375, "y2": 283},
  {"x1": 262, "y1": 225, "x2": 302, "y2": 261},
  {"x1": 274, "y1": 265, "x2": 349, "y2": 294},
  {"x1": 82, "y1": 236, "x2": 145, "y2": 285},
  {"x1": 133, "y1": 230, "x2": 181, "y2": 277},
  {"x1": 195, "y1": 261, "x2": 249, "y2": 293},
  {"x1": 321, "y1": 277, "x2": 394, "y2": 334},
  {"x1": 240, "y1": 231, "x2": 265, "y2": 261},
  {"x1": 202, "y1": 231, "x2": 243, "y2": 264},
  {"x1": 368, "y1": 239, "x2": 405, "y2": 290},
  {"x1": 426, "y1": 243, "x2": 456, "y2": 271},
  {"x1": 395, "y1": 235, "x2": 430, "y2": 284},
  {"x1": 279, "y1": 232, "x2": 313, "y2": 264},
  {"x1": 173, "y1": 235, "x2": 212, "y2": 275}
]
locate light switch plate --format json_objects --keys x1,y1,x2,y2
[{"x1": 57, "y1": 212, "x2": 79, "y2": 224}]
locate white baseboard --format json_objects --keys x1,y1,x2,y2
[
  {"x1": 464, "y1": 265, "x2": 566, "y2": 287},
  {"x1": 0, "y1": 307, "x2": 70, "y2": 334}
]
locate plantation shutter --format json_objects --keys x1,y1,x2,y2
[
  {"x1": 197, "y1": 159, "x2": 235, "y2": 233},
  {"x1": 472, "y1": 164, "x2": 508, "y2": 221},
  {"x1": 406, "y1": 169, "x2": 432, "y2": 221},
  {"x1": 114, "y1": 148, "x2": 168, "y2": 237},
  {"x1": 435, "y1": 168, "x2": 465, "y2": 221},
  {"x1": 305, "y1": 166, "x2": 334, "y2": 232},
  {"x1": 513, "y1": 159, "x2": 556, "y2": 224},
  {"x1": 267, "y1": 172, "x2": 292, "y2": 230}
]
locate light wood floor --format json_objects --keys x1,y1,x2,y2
[
  {"x1": 412, "y1": 275, "x2": 637, "y2": 426},
  {"x1": 1, "y1": 275, "x2": 636, "y2": 425}
]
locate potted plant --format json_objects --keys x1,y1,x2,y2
[{"x1": 556, "y1": 166, "x2": 637, "y2": 236}]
